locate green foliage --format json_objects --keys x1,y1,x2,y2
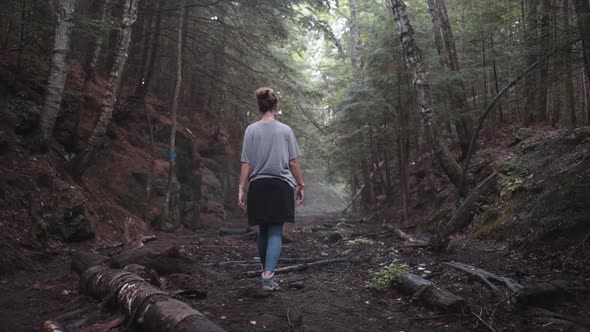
[
  {"x1": 346, "y1": 236, "x2": 380, "y2": 245},
  {"x1": 477, "y1": 148, "x2": 496, "y2": 160},
  {"x1": 499, "y1": 176, "x2": 524, "y2": 198},
  {"x1": 516, "y1": 128, "x2": 538, "y2": 140},
  {"x1": 368, "y1": 262, "x2": 409, "y2": 291}
]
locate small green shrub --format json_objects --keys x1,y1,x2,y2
[
  {"x1": 477, "y1": 148, "x2": 496, "y2": 160},
  {"x1": 499, "y1": 176, "x2": 524, "y2": 198},
  {"x1": 346, "y1": 237, "x2": 383, "y2": 246},
  {"x1": 516, "y1": 127, "x2": 537, "y2": 140},
  {"x1": 368, "y1": 262, "x2": 409, "y2": 290}
]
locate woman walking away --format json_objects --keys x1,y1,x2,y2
[{"x1": 238, "y1": 87, "x2": 305, "y2": 291}]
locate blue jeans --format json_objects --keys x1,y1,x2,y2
[{"x1": 258, "y1": 223, "x2": 284, "y2": 272}]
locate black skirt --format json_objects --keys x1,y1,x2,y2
[{"x1": 247, "y1": 178, "x2": 295, "y2": 226}]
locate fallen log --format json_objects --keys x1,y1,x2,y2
[
  {"x1": 434, "y1": 172, "x2": 498, "y2": 250},
  {"x1": 384, "y1": 225, "x2": 431, "y2": 248},
  {"x1": 396, "y1": 272, "x2": 464, "y2": 312},
  {"x1": 444, "y1": 261, "x2": 523, "y2": 293},
  {"x1": 95, "y1": 242, "x2": 124, "y2": 252},
  {"x1": 71, "y1": 251, "x2": 109, "y2": 275},
  {"x1": 110, "y1": 246, "x2": 194, "y2": 275},
  {"x1": 245, "y1": 258, "x2": 348, "y2": 277},
  {"x1": 140, "y1": 235, "x2": 157, "y2": 243},
  {"x1": 72, "y1": 252, "x2": 225, "y2": 332},
  {"x1": 40, "y1": 321, "x2": 65, "y2": 332}
]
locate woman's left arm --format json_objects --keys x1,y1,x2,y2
[{"x1": 238, "y1": 162, "x2": 250, "y2": 211}]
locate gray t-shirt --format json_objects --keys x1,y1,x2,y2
[{"x1": 240, "y1": 120, "x2": 302, "y2": 188}]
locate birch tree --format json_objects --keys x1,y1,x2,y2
[
  {"x1": 426, "y1": 0, "x2": 473, "y2": 159},
  {"x1": 161, "y1": 0, "x2": 187, "y2": 223},
  {"x1": 389, "y1": 0, "x2": 463, "y2": 189},
  {"x1": 71, "y1": 0, "x2": 112, "y2": 150},
  {"x1": 72, "y1": 0, "x2": 139, "y2": 176},
  {"x1": 37, "y1": 0, "x2": 75, "y2": 152}
]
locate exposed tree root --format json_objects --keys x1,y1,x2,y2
[{"x1": 444, "y1": 261, "x2": 523, "y2": 293}]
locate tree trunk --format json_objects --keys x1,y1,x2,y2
[
  {"x1": 398, "y1": 130, "x2": 409, "y2": 224},
  {"x1": 426, "y1": 0, "x2": 447, "y2": 69},
  {"x1": 37, "y1": 0, "x2": 75, "y2": 152},
  {"x1": 16, "y1": 0, "x2": 26, "y2": 75},
  {"x1": 575, "y1": 0, "x2": 590, "y2": 124},
  {"x1": 523, "y1": 0, "x2": 540, "y2": 125},
  {"x1": 491, "y1": 33, "x2": 503, "y2": 122},
  {"x1": 389, "y1": 0, "x2": 463, "y2": 190},
  {"x1": 536, "y1": 0, "x2": 551, "y2": 122},
  {"x1": 162, "y1": 0, "x2": 186, "y2": 223},
  {"x1": 349, "y1": 0, "x2": 374, "y2": 210},
  {"x1": 429, "y1": 0, "x2": 473, "y2": 159},
  {"x1": 70, "y1": 0, "x2": 111, "y2": 151},
  {"x1": 71, "y1": 0, "x2": 139, "y2": 177},
  {"x1": 139, "y1": 0, "x2": 164, "y2": 98},
  {"x1": 349, "y1": 0, "x2": 361, "y2": 77},
  {"x1": 564, "y1": 0, "x2": 577, "y2": 126}
]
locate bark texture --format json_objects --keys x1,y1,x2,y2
[
  {"x1": 396, "y1": 272, "x2": 464, "y2": 312},
  {"x1": 162, "y1": 0, "x2": 187, "y2": 223},
  {"x1": 37, "y1": 0, "x2": 75, "y2": 152},
  {"x1": 72, "y1": 252, "x2": 225, "y2": 332},
  {"x1": 389, "y1": 0, "x2": 463, "y2": 189},
  {"x1": 72, "y1": 0, "x2": 139, "y2": 176},
  {"x1": 523, "y1": 0, "x2": 540, "y2": 125},
  {"x1": 71, "y1": 0, "x2": 111, "y2": 150},
  {"x1": 426, "y1": 0, "x2": 473, "y2": 159}
]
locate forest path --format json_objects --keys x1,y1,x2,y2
[
  {"x1": 1, "y1": 213, "x2": 586, "y2": 331},
  {"x1": 158, "y1": 212, "x2": 531, "y2": 332}
]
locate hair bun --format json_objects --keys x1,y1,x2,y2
[{"x1": 255, "y1": 87, "x2": 278, "y2": 113}]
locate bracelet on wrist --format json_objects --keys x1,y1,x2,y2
[{"x1": 298, "y1": 183, "x2": 305, "y2": 188}]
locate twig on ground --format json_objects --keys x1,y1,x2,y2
[
  {"x1": 245, "y1": 258, "x2": 348, "y2": 277},
  {"x1": 348, "y1": 229, "x2": 393, "y2": 239},
  {"x1": 470, "y1": 306, "x2": 497, "y2": 332},
  {"x1": 562, "y1": 231, "x2": 590, "y2": 271},
  {"x1": 409, "y1": 314, "x2": 465, "y2": 320}
]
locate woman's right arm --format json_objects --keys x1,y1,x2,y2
[
  {"x1": 289, "y1": 158, "x2": 304, "y2": 206},
  {"x1": 238, "y1": 162, "x2": 250, "y2": 211}
]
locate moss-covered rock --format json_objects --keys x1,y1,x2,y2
[{"x1": 516, "y1": 127, "x2": 537, "y2": 140}]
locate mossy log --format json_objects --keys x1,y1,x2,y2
[
  {"x1": 72, "y1": 252, "x2": 225, "y2": 332},
  {"x1": 434, "y1": 172, "x2": 498, "y2": 250},
  {"x1": 396, "y1": 272, "x2": 464, "y2": 312}
]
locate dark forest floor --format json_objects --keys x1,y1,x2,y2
[{"x1": 1, "y1": 212, "x2": 589, "y2": 332}]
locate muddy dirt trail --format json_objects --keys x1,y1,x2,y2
[{"x1": 1, "y1": 213, "x2": 589, "y2": 331}]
